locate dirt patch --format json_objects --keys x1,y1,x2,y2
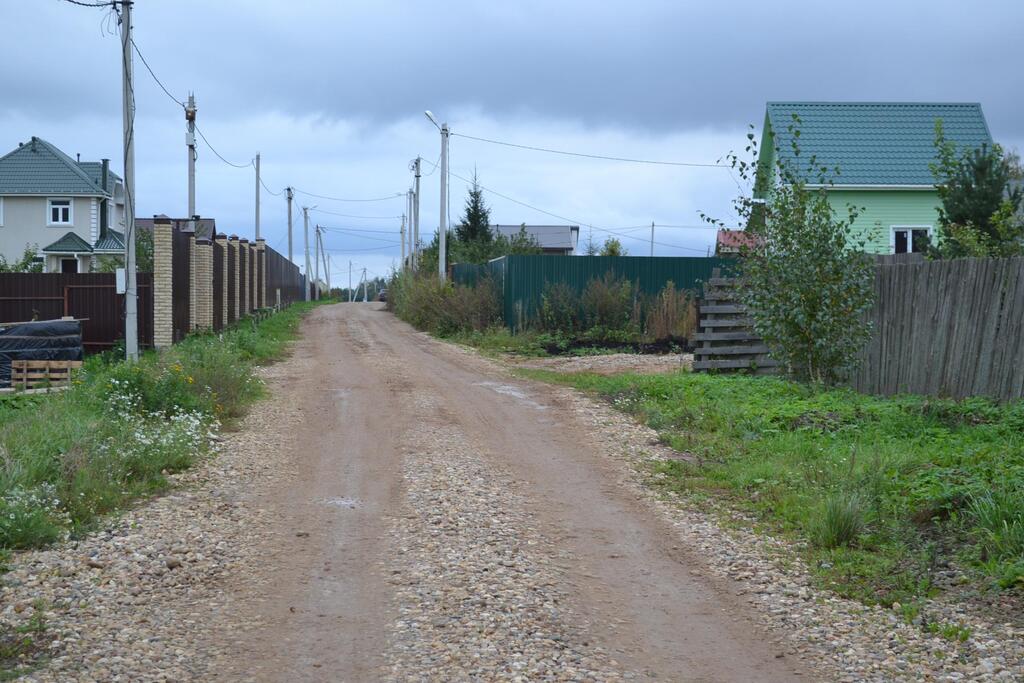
[{"x1": 511, "y1": 351, "x2": 692, "y2": 375}]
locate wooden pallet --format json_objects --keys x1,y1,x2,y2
[
  {"x1": 693, "y1": 270, "x2": 778, "y2": 374},
  {"x1": 9, "y1": 360, "x2": 83, "y2": 391}
]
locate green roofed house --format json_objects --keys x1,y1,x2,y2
[
  {"x1": 0, "y1": 136, "x2": 126, "y2": 272},
  {"x1": 753, "y1": 102, "x2": 993, "y2": 254}
]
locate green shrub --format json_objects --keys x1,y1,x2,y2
[
  {"x1": 389, "y1": 271, "x2": 500, "y2": 336},
  {"x1": 539, "y1": 282, "x2": 580, "y2": 334},
  {"x1": 580, "y1": 273, "x2": 640, "y2": 340},
  {"x1": 644, "y1": 281, "x2": 697, "y2": 343},
  {"x1": 810, "y1": 492, "x2": 866, "y2": 549},
  {"x1": 969, "y1": 490, "x2": 1024, "y2": 562}
]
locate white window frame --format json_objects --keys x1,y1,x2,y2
[
  {"x1": 890, "y1": 224, "x2": 933, "y2": 254},
  {"x1": 47, "y1": 197, "x2": 73, "y2": 227}
]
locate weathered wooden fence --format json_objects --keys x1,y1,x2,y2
[
  {"x1": 693, "y1": 271, "x2": 776, "y2": 373},
  {"x1": 851, "y1": 257, "x2": 1024, "y2": 401}
]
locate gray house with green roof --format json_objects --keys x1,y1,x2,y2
[
  {"x1": 0, "y1": 136, "x2": 126, "y2": 272},
  {"x1": 753, "y1": 102, "x2": 993, "y2": 254}
]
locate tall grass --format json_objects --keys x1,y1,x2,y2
[{"x1": 0, "y1": 300, "x2": 323, "y2": 551}]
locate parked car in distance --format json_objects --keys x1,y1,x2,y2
[{"x1": 377, "y1": 289, "x2": 388, "y2": 302}]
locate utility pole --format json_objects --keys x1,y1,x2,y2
[
  {"x1": 303, "y1": 206, "x2": 311, "y2": 301},
  {"x1": 400, "y1": 213, "x2": 407, "y2": 270},
  {"x1": 286, "y1": 187, "x2": 294, "y2": 263},
  {"x1": 413, "y1": 156, "x2": 421, "y2": 270},
  {"x1": 362, "y1": 268, "x2": 368, "y2": 302},
  {"x1": 186, "y1": 93, "x2": 196, "y2": 219},
  {"x1": 650, "y1": 221, "x2": 655, "y2": 257},
  {"x1": 314, "y1": 226, "x2": 321, "y2": 301},
  {"x1": 254, "y1": 152, "x2": 261, "y2": 239},
  {"x1": 439, "y1": 123, "x2": 449, "y2": 281},
  {"x1": 320, "y1": 229, "x2": 331, "y2": 296},
  {"x1": 120, "y1": 0, "x2": 138, "y2": 361},
  {"x1": 348, "y1": 260, "x2": 352, "y2": 302}
]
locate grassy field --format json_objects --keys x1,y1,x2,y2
[
  {"x1": 0, "y1": 300, "x2": 328, "y2": 556},
  {"x1": 523, "y1": 368, "x2": 1024, "y2": 612}
]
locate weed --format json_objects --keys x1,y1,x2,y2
[{"x1": 810, "y1": 492, "x2": 866, "y2": 549}]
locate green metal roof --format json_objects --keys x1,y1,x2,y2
[
  {"x1": 42, "y1": 231, "x2": 93, "y2": 253},
  {"x1": 0, "y1": 137, "x2": 110, "y2": 195},
  {"x1": 93, "y1": 228, "x2": 125, "y2": 252},
  {"x1": 78, "y1": 162, "x2": 122, "y2": 191},
  {"x1": 764, "y1": 102, "x2": 992, "y2": 186}
]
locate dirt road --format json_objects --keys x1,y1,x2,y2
[{"x1": 220, "y1": 303, "x2": 807, "y2": 681}]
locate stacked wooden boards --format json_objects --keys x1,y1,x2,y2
[{"x1": 693, "y1": 271, "x2": 778, "y2": 374}]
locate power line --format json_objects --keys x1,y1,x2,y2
[
  {"x1": 194, "y1": 125, "x2": 253, "y2": 169},
  {"x1": 131, "y1": 38, "x2": 184, "y2": 108},
  {"x1": 310, "y1": 207, "x2": 402, "y2": 220},
  {"x1": 319, "y1": 228, "x2": 400, "y2": 243},
  {"x1": 452, "y1": 132, "x2": 727, "y2": 168},
  {"x1": 322, "y1": 244, "x2": 400, "y2": 252},
  {"x1": 294, "y1": 188, "x2": 403, "y2": 203},
  {"x1": 259, "y1": 175, "x2": 283, "y2": 196},
  {"x1": 62, "y1": 0, "x2": 114, "y2": 7},
  {"x1": 320, "y1": 225, "x2": 402, "y2": 234}
]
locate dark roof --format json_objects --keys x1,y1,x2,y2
[
  {"x1": 764, "y1": 102, "x2": 993, "y2": 186},
  {"x1": 0, "y1": 137, "x2": 113, "y2": 195},
  {"x1": 93, "y1": 228, "x2": 125, "y2": 252},
  {"x1": 135, "y1": 216, "x2": 217, "y2": 240},
  {"x1": 78, "y1": 162, "x2": 122, "y2": 191},
  {"x1": 491, "y1": 224, "x2": 579, "y2": 250},
  {"x1": 42, "y1": 231, "x2": 93, "y2": 253},
  {"x1": 716, "y1": 229, "x2": 761, "y2": 252}
]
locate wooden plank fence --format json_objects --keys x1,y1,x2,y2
[
  {"x1": 851, "y1": 257, "x2": 1024, "y2": 401},
  {"x1": 693, "y1": 269, "x2": 778, "y2": 374}
]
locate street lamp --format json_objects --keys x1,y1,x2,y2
[{"x1": 425, "y1": 110, "x2": 449, "y2": 281}]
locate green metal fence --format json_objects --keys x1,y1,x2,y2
[{"x1": 453, "y1": 255, "x2": 735, "y2": 330}]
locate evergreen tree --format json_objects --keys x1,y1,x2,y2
[
  {"x1": 455, "y1": 171, "x2": 492, "y2": 243},
  {"x1": 599, "y1": 237, "x2": 627, "y2": 256}
]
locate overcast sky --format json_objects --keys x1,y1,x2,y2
[{"x1": 4, "y1": 0, "x2": 1023, "y2": 280}]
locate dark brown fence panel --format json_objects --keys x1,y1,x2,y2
[
  {"x1": 226, "y1": 243, "x2": 237, "y2": 323},
  {"x1": 171, "y1": 227, "x2": 191, "y2": 342},
  {"x1": 0, "y1": 273, "x2": 153, "y2": 352},
  {"x1": 851, "y1": 257, "x2": 1024, "y2": 402},
  {"x1": 264, "y1": 245, "x2": 304, "y2": 307},
  {"x1": 212, "y1": 240, "x2": 224, "y2": 331}
]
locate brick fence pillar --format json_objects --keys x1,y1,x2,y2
[
  {"x1": 228, "y1": 236, "x2": 240, "y2": 323},
  {"x1": 239, "y1": 238, "x2": 250, "y2": 316},
  {"x1": 194, "y1": 238, "x2": 214, "y2": 331},
  {"x1": 152, "y1": 216, "x2": 173, "y2": 349},
  {"x1": 255, "y1": 238, "x2": 267, "y2": 309},
  {"x1": 216, "y1": 233, "x2": 228, "y2": 327}
]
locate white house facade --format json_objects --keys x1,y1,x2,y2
[{"x1": 0, "y1": 136, "x2": 126, "y2": 272}]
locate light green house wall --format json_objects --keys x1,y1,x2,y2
[{"x1": 826, "y1": 189, "x2": 941, "y2": 254}]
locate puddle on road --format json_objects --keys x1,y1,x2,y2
[
  {"x1": 474, "y1": 382, "x2": 548, "y2": 411},
  {"x1": 321, "y1": 497, "x2": 360, "y2": 509}
]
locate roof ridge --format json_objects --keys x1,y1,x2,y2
[
  {"x1": 766, "y1": 101, "x2": 982, "y2": 108},
  {"x1": 0, "y1": 137, "x2": 108, "y2": 196}
]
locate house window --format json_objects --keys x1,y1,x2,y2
[
  {"x1": 60, "y1": 258, "x2": 78, "y2": 274},
  {"x1": 893, "y1": 226, "x2": 931, "y2": 254},
  {"x1": 48, "y1": 198, "x2": 72, "y2": 225}
]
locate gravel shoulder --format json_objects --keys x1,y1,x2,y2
[{"x1": 509, "y1": 351, "x2": 692, "y2": 375}]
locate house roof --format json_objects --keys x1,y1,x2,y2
[
  {"x1": 42, "y1": 231, "x2": 93, "y2": 253},
  {"x1": 78, "y1": 162, "x2": 122, "y2": 191},
  {"x1": 491, "y1": 224, "x2": 579, "y2": 250},
  {"x1": 135, "y1": 216, "x2": 217, "y2": 240},
  {"x1": 93, "y1": 228, "x2": 125, "y2": 252},
  {"x1": 0, "y1": 137, "x2": 113, "y2": 195},
  {"x1": 764, "y1": 102, "x2": 993, "y2": 186},
  {"x1": 716, "y1": 229, "x2": 760, "y2": 252}
]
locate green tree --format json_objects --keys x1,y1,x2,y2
[
  {"x1": 0, "y1": 246, "x2": 43, "y2": 273},
  {"x1": 717, "y1": 117, "x2": 875, "y2": 384},
  {"x1": 599, "y1": 237, "x2": 627, "y2": 256},
  {"x1": 931, "y1": 122, "x2": 1024, "y2": 257},
  {"x1": 582, "y1": 230, "x2": 599, "y2": 256},
  {"x1": 454, "y1": 171, "x2": 492, "y2": 244}
]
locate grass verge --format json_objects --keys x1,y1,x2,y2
[
  {"x1": 0, "y1": 300, "x2": 328, "y2": 553},
  {"x1": 521, "y1": 368, "x2": 1024, "y2": 611}
]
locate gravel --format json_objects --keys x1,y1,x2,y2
[
  {"x1": 546, "y1": 379, "x2": 1024, "y2": 682},
  {"x1": 511, "y1": 352, "x2": 692, "y2": 376},
  {"x1": 0, "y1": 363, "x2": 302, "y2": 682},
  {"x1": 382, "y1": 386, "x2": 630, "y2": 681}
]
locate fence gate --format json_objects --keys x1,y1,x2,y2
[{"x1": 693, "y1": 270, "x2": 777, "y2": 374}]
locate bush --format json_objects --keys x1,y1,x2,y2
[
  {"x1": 581, "y1": 273, "x2": 639, "y2": 333},
  {"x1": 810, "y1": 492, "x2": 866, "y2": 549},
  {"x1": 644, "y1": 281, "x2": 697, "y2": 343},
  {"x1": 538, "y1": 283, "x2": 580, "y2": 334},
  {"x1": 389, "y1": 271, "x2": 501, "y2": 336},
  {"x1": 969, "y1": 490, "x2": 1024, "y2": 563}
]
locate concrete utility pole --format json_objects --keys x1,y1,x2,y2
[
  {"x1": 439, "y1": 123, "x2": 449, "y2": 281},
  {"x1": 120, "y1": 0, "x2": 138, "y2": 361},
  {"x1": 303, "y1": 206, "x2": 311, "y2": 301},
  {"x1": 314, "y1": 226, "x2": 320, "y2": 301},
  {"x1": 286, "y1": 187, "x2": 294, "y2": 263},
  {"x1": 186, "y1": 93, "x2": 196, "y2": 219},
  {"x1": 413, "y1": 156, "x2": 421, "y2": 270},
  {"x1": 362, "y1": 268, "x2": 368, "y2": 302},
  {"x1": 400, "y1": 213, "x2": 407, "y2": 270},
  {"x1": 319, "y1": 228, "x2": 331, "y2": 296},
  {"x1": 254, "y1": 152, "x2": 261, "y2": 239},
  {"x1": 348, "y1": 260, "x2": 352, "y2": 302},
  {"x1": 650, "y1": 221, "x2": 655, "y2": 257}
]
